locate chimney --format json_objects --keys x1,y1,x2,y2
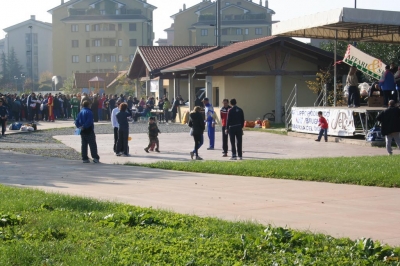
[
  {"x1": 265, "y1": 0, "x2": 268, "y2": 8},
  {"x1": 61, "y1": 0, "x2": 64, "y2": 4},
  {"x1": 179, "y1": 9, "x2": 182, "y2": 12},
  {"x1": 31, "y1": 15, "x2": 36, "y2": 20},
  {"x1": 259, "y1": 0, "x2": 262, "y2": 5},
  {"x1": 183, "y1": 4, "x2": 186, "y2": 10}
]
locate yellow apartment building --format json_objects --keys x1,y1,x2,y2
[
  {"x1": 168, "y1": 0, "x2": 275, "y2": 46},
  {"x1": 48, "y1": 0, "x2": 157, "y2": 80}
]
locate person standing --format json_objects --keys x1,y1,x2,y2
[
  {"x1": 376, "y1": 100, "x2": 400, "y2": 155},
  {"x1": 171, "y1": 96, "x2": 180, "y2": 122},
  {"x1": 163, "y1": 98, "x2": 171, "y2": 124},
  {"x1": 98, "y1": 94, "x2": 105, "y2": 121},
  {"x1": 226, "y1": 99, "x2": 245, "y2": 160},
  {"x1": 111, "y1": 99, "x2": 121, "y2": 154},
  {"x1": 380, "y1": 65, "x2": 396, "y2": 107},
  {"x1": 220, "y1": 99, "x2": 232, "y2": 157},
  {"x1": 346, "y1": 66, "x2": 360, "y2": 108},
  {"x1": 0, "y1": 99, "x2": 8, "y2": 137},
  {"x1": 116, "y1": 103, "x2": 131, "y2": 156},
  {"x1": 75, "y1": 101, "x2": 100, "y2": 163},
  {"x1": 70, "y1": 94, "x2": 80, "y2": 120},
  {"x1": 48, "y1": 93, "x2": 55, "y2": 122},
  {"x1": 203, "y1": 98, "x2": 215, "y2": 150},
  {"x1": 189, "y1": 106, "x2": 205, "y2": 160},
  {"x1": 315, "y1": 111, "x2": 329, "y2": 142},
  {"x1": 27, "y1": 92, "x2": 36, "y2": 122}
]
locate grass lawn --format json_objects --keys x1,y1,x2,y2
[
  {"x1": 129, "y1": 155, "x2": 400, "y2": 188},
  {"x1": 243, "y1": 123, "x2": 288, "y2": 135},
  {"x1": 0, "y1": 185, "x2": 399, "y2": 265}
]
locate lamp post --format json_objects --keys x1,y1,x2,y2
[
  {"x1": 97, "y1": 55, "x2": 100, "y2": 73},
  {"x1": 354, "y1": 0, "x2": 357, "y2": 8},
  {"x1": 28, "y1": 26, "x2": 33, "y2": 92},
  {"x1": 14, "y1": 76, "x2": 18, "y2": 91}
]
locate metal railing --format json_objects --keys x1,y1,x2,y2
[
  {"x1": 284, "y1": 84, "x2": 297, "y2": 130},
  {"x1": 314, "y1": 85, "x2": 327, "y2": 107}
]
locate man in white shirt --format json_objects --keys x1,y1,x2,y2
[{"x1": 111, "y1": 99, "x2": 122, "y2": 153}]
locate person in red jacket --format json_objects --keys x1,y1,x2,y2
[
  {"x1": 48, "y1": 93, "x2": 54, "y2": 122},
  {"x1": 220, "y1": 99, "x2": 231, "y2": 157},
  {"x1": 315, "y1": 111, "x2": 328, "y2": 142}
]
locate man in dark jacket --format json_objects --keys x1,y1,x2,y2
[
  {"x1": 188, "y1": 106, "x2": 205, "y2": 160},
  {"x1": 0, "y1": 99, "x2": 8, "y2": 137},
  {"x1": 376, "y1": 100, "x2": 400, "y2": 155},
  {"x1": 75, "y1": 100, "x2": 100, "y2": 163},
  {"x1": 226, "y1": 98, "x2": 245, "y2": 160}
]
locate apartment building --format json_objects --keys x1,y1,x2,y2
[
  {"x1": 48, "y1": 0, "x2": 157, "y2": 79},
  {"x1": 3, "y1": 15, "x2": 53, "y2": 82},
  {"x1": 168, "y1": 0, "x2": 275, "y2": 46}
]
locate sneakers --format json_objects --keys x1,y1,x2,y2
[
  {"x1": 238, "y1": 157, "x2": 243, "y2": 160},
  {"x1": 190, "y1": 151, "x2": 194, "y2": 159},
  {"x1": 93, "y1": 158, "x2": 100, "y2": 163},
  {"x1": 121, "y1": 154, "x2": 129, "y2": 157},
  {"x1": 144, "y1": 148, "x2": 149, "y2": 153},
  {"x1": 222, "y1": 153, "x2": 228, "y2": 157},
  {"x1": 116, "y1": 152, "x2": 122, "y2": 156},
  {"x1": 315, "y1": 139, "x2": 320, "y2": 142},
  {"x1": 207, "y1": 147, "x2": 214, "y2": 150},
  {"x1": 230, "y1": 157, "x2": 237, "y2": 160},
  {"x1": 155, "y1": 149, "x2": 160, "y2": 153},
  {"x1": 83, "y1": 159, "x2": 90, "y2": 163},
  {"x1": 195, "y1": 156, "x2": 203, "y2": 160}
]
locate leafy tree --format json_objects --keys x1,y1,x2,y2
[
  {"x1": 60, "y1": 75, "x2": 80, "y2": 95},
  {"x1": 0, "y1": 52, "x2": 7, "y2": 82},
  {"x1": 38, "y1": 71, "x2": 53, "y2": 91},
  {"x1": 0, "y1": 48, "x2": 23, "y2": 85}
]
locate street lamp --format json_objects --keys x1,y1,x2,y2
[
  {"x1": 28, "y1": 25, "x2": 33, "y2": 92},
  {"x1": 14, "y1": 76, "x2": 18, "y2": 91}
]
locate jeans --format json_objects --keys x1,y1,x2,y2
[
  {"x1": 317, "y1": 128, "x2": 328, "y2": 141},
  {"x1": 348, "y1": 86, "x2": 360, "y2": 107},
  {"x1": 113, "y1": 127, "x2": 118, "y2": 152},
  {"x1": 229, "y1": 126, "x2": 243, "y2": 158},
  {"x1": 222, "y1": 126, "x2": 229, "y2": 154},
  {"x1": 385, "y1": 132, "x2": 400, "y2": 155},
  {"x1": 207, "y1": 121, "x2": 215, "y2": 148},
  {"x1": 193, "y1": 134, "x2": 203, "y2": 157},
  {"x1": 98, "y1": 108, "x2": 103, "y2": 121}
]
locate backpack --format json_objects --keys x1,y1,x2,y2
[{"x1": 11, "y1": 122, "x2": 23, "y2": 130}]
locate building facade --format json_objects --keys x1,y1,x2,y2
[
  {"x1": 168, "y1": 0, "x2": 275, "y2": 46},
  {"x1": 48, "y1": 0, "x2": 157, "y2": 79},
  {"x1": 3, "y1": 15, "x2": 53, "y2": 82}
]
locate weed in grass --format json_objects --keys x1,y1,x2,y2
[{"x1": 0, "y1": 185, "x2": 399, "y2": 265}]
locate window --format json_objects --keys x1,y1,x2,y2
[
  {"x1": 129, "y1": 39, "x2": 137, "y2": 47},
  {"x1": 92, "y1": 24, "x2": 100, "y2": 31},
  {"x1": 110, "y1": 55, "x2": 116, "y2": 62},
  {"x1": 71, "y1": 25, "x2": 79, "y2": 32},
  {"x1": 201, "y1": 29, "x2": 208, "y2": 36},
  {"x1": 92, "y1": 39, "x2": 101, "y2": 47},
  {"x1": 86, "y1": 56, "x2": 91, "y2": 63},
  {"x1": 245, "y1": 28, "x2": 249, "y2": 35},
  {"x1": 118, "y1": 23, "x2": 122, "y2": 31},
  {"x1": 129, "y1": 54, "x2": 134, "y2": 62},
  {"x1": 116, "y1": 9, "x2": 120, "y2": 15},
  {"x1": 118, "y1": 55, "x2": 123, "y2": 62},
  {"x1": 85, "y1": 24, "x2": 90, "y2": 32},
  {"x1": 118, "y1": 39, "x2": 122, "y2": 46},
  {"x1": 93, "y1": 55, "x2": 101, "y2": 62},
  {"x1": 236, "y1": 29, "x2": 242, "y2": 35},
  {"x1": 72, "y1": 55, "x2": 79, "y2": 63},
  {"x1": 100, "y1": 10, "x2": 105, "y2": 15},
  {"x1": 129, "y1": 23, "x2": 136, "y2": 31},
  {"x1": 71, "y1": 40, "x2": 79, "y2": 48},
  {"x1": 86, "y1": 40, "x2": 90, "y2": 47},
  {"x1": 222, "y1": 29, "x2": 228, "y2": 35},
  {"x1": 255, "y1": 28, "x2": 262, "y2": 35},
  {"x1": 201, "y1": 43, "x2": 208, "y2": 46}
]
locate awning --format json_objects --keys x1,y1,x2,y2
[{"x1": 272, "y1": 8, "x2": 400, "y2": 44}]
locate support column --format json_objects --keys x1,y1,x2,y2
[
  {"x1": 275, "y1": 75, "x2": 282, "y2": 123},
  {"x1": 145, "y1": 80, "x2": 150, "y2": 97},
  {"x1": 173, "y1": 78, "x2": 179, "y2": 99},
  {"x1": 188, "y1": 74, "x2": 195, "y2": 111},
  {"x1": 206, "y1": 76, "x2": 213, "y2": 105},
  {"x1": 135, "y1": 79, "x2": 140, "y2": 98},
  {"x1": 158, "y1": 78, "x2": 164, "y2": 99}
]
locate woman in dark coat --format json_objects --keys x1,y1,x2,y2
[
  {"x1": 92, "y1": 95, "x2": 99, "y2": 122},
  {"x1": 188, "y1": 106, "x2": 205, "y2": 160}
]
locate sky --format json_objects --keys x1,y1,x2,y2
[{"x1": 1, "y1": 0, "x2": 400, "y2": 42}]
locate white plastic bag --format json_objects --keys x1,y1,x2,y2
[{"x1": 74, "y1": 128, "x2": 81, "y2": 135}]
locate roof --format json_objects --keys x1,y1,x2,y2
[
  {"x1": 48, "y1": 0, "x2": 156, "y2": 14},
  {"x1": 74, "y1": 72, "x2": 120, "y2": 88},
  {"x1": 61, "y1": 14, "x2": 147, "y2": 22},
  {"x1": 89, "y1": 76, "x2": 105, "y2": 82},
  {"x1": 191, "y1": 20, "x2": 271, "y2": 27},
  {"x1": 3, "y1": 18, "x2": 52, "y2": 32},
  {"x1": 194, "y1": 1, "x2": 275, "y2": 16},
  {"x1": 170, "y1": 2, "x2": 212, "y2": 19},
  {"x1": 161, "y1": 36, "x2": 335, "y2": 73},
  {"x1": 272, "y1": 8, "x2": 400, "y2": 44},
  {"x1": 89, "y1": 0, "x2": 125, "y2": 8}
]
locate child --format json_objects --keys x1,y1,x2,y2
[
  {"x1": 144, "y1": 117, "x2": 161, "y2": 153},
  {"x1": 315, "y1": 111, "x2": 328, "y2": 142}
]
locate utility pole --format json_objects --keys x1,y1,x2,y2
[
  {"x1": 28, "y1": 26, "x2": 33, "y2": 92},
  {"x1": 216, "y1": 0, "x2": 221, "y2": 46},
  {"x1": 354, "y1": 0, "x2": 357, "y2": 8}
]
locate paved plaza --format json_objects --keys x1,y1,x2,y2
[{"x1": 0, "y1": 121, "x2": 399, "y2": 246}]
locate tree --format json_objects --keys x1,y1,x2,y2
[
  {"x1": 0, "y1": 52, "x2": 7, "y2": 83},
  {"x1": 38, "y1": 71, "x2": 53, "y2": 91},
  {"x1": 0, "y1": 47, "x2": 23, "y2": 85},
  {"x1": 60, "y1": 75, "x2": 80, "y2": 95}
]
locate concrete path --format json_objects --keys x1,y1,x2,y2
[
  {"x1": 55, "y1": 131, "x2": 389, "y2": 164},
  {"x1": 1, "y1": 149, "x2": 399, "y2": 246}
]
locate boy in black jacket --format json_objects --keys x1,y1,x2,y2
[{"x1": 144, "y1": 117, "x2": 161, "y2": 153}]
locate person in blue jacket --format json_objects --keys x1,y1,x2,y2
[
  {"x1": 0, "y1": 98, "x2": 8, "y2": 137},
  {"x1": 75, "y1": 100, "x2": 100, "y2": 163},
  {"x1": 203, "y1": 97, "x2": 215, "y2": 150},
  {"x1": 379, "y1": 65, "x2": 396, "y2": 107}
]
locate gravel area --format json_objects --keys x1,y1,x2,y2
[{"x1": 0, "y1": 122, "x2": 221, "y2": 160}]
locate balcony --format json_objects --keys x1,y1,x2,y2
[
  {"x1": 90, "y1": 46, "x2": 117, "y2": 54},
  {"x1": 199, "y1": 13, "x2": 268, "y2": 22},
  {"x1": 89, "y1": 31, "x2": 117, "y2": 39}
]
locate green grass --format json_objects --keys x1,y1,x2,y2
[
  {"x1": 130, "y1": 155, "x2": 400, "y2": 188},
  {"x1": 0, "y1": 185, "x2": 399, "y2": 265}
]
